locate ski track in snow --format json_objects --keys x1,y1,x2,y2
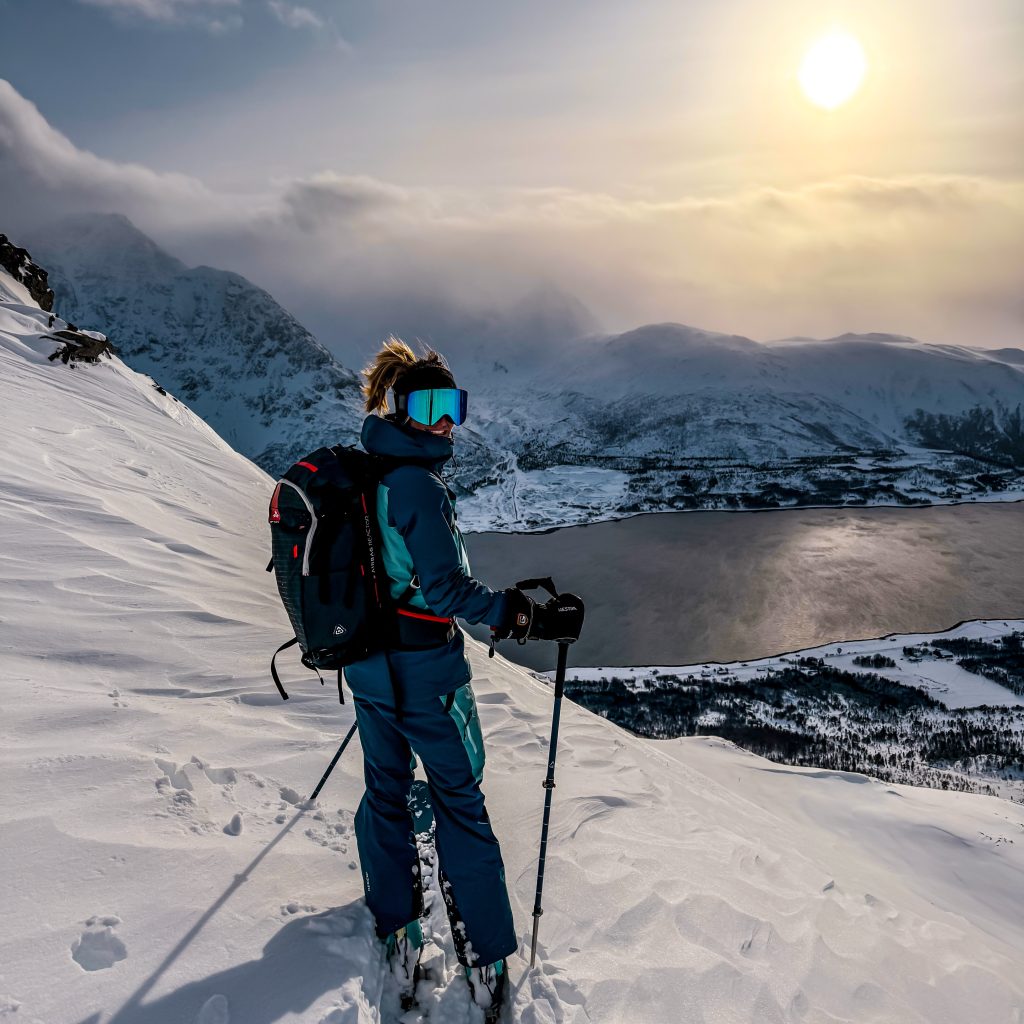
[{"x1": 3, "y1": 280, "x2": 1024, "y2": 1023}]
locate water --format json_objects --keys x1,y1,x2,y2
[{"x1": 463, "y1": 502, "x2": 1024, "y2": 672}]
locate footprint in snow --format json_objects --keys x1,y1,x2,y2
[
  {"x1": 282, "y1": 901, "x2": 319, "y2": 916},
  {"x1": 155, "y1": 758, "x2": 193, "y2": 791},
  {"x1": 190, "y1": 755, "x2": 237, "y2": 786},
  {"x1": 71, "y1": 916, "x2": 127, "y2": 972},
  {"x1": 304, "y1": 814, "x2": 353, "y2": 853}
]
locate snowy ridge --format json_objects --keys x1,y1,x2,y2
[{"x1": 2, "y1": 270, "x2": 1024, "y2": 1023}]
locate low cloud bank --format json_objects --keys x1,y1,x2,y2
[{"x1": 2, "y1": 78, "x2": 1021, "y2": 350}]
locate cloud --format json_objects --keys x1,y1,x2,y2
[
  {"x1": 75, "y1": 0, "x2": 242, "y2": 31},
  {"x1": 0, "y1": 79, "x2": 232, "y2": 230},
  {"x1": 266, "y1": 1, "x2": 323, "y2": 31},
  {"x1": 1, "y1": 77, "x2": 1022, "y2": 350},
  {"x1": 279, "y1": 173, "x2": 417, "y2": 230}
]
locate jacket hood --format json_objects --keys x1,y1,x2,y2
[{"x1": 360, "y1": 413, "x2": 454, "y2": 470}]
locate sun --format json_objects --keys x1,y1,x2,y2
[{"x1": 799, "y1": 31, "x2": 867, "y2": 110}]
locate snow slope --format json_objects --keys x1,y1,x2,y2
[{"x1": 2, "y1": 276, "x2": 1024, "y2": 1023}]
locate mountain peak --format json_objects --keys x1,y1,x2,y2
[
  {"x1": 31, "y1": 211, "x2": 187, "y2": 281},
  {"x1": 28, "y1": 215, "x2": 364, "y2": 472},
  {"x1": 606, "y1": 322, "x2": 762, "y2": 351}
]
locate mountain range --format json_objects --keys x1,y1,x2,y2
[{"x1": 26, "y1": 213, "x2": 1024, "y2": 530}]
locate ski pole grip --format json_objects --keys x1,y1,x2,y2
[{"x1": 515, "y1": 577, "x2": 559, "y2": 600}]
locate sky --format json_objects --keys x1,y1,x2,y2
[{"x1": 1, "y1": 0, "x2": 1022, "y2": 355}]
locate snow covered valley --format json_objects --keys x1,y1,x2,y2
[
  {"x1": 4, "y1": 263, "x2": 1024, "y2": 1023},
  {"x1": 562, "y1": 620, "x2": 1024, "y2": 804}
]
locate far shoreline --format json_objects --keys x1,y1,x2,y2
[
  {"x1": 464, "y1": 492, "x2": 1024, "y2": 537},
  {"x1": 552, "y1": 616, "x2": 1024, "y2": 680}
]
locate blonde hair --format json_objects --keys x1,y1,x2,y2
[{"x1": 360, "y1": 336, "x2": 450, "y2": 414}]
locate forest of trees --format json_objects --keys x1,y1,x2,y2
[
  {"x1": 567, "y1": 647, "x2": 1024, "y2": 801},
  {"x1": 906, "y1": 403, "x2": 1024, "y2": 467}
]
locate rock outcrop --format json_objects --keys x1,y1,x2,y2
[{"x1": 0, "y1": 234, "x2": 54, "y2": 311}]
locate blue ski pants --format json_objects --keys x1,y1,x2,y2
[{"x1": 352, "y1": 683, "x2": 517, "y2": 966}]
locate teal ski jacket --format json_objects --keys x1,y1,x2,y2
[{"x1": 342, "y1": 414, "x2": 511, "y2": 703}]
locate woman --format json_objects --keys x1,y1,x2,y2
[{"x1": 345, "y1": 337, "x2": 535, "y2": 1016}]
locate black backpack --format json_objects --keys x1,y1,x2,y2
[{"x1": 267, "y1": 445, "x2": 391, "y2": 702}]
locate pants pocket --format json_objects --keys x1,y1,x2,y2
[{"x1": 441, "y1": 683, "x2": 485, "y2": 783}]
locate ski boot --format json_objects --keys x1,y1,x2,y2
[
  {"x1": 385, "y1": 919, "x2": 424, "y2": 1011},
  {"x1": 465, "y1": 958, "x2": 507, "y2": 1023}
]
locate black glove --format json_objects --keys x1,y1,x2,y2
[
  {"x1": 529, "y1": 592, "x2": 585, "y2": 643},
  {"x1": 491, "y1": 588, "x2": 535, "y2": 641}
]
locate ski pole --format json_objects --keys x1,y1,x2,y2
[
  {"x1": 309, "y1": 721, "x2": 358, "y2": 801},
  {"x1": 530, "y1": 639, "x2": 570, "y2": 967}
]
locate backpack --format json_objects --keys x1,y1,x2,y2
[{"x1": 266, "y1": 445, "x2": 391, "y2": 702}]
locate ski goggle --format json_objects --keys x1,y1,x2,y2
[{"x1": 398, "y1": 388, "x2": 469, "y2": 426}]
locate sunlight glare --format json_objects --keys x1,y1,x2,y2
[{"x1": 799, "y1": 31, "x2": 867, "y2": 110}]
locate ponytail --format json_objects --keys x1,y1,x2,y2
[{"x1": 361, "y1": 336, "x2": 451, "y2": 414}]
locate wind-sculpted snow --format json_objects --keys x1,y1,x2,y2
[{"x1": 3, "y1": 265, "x2": 1024, "y2": 1022}]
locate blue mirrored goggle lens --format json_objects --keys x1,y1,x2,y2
[{"x1": 405, "y1": 388, "x2": 468, "y2": 426}]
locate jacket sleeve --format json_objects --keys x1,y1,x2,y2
[{"x1": 385, "y1": 466, "x2": 509, "y2": 627}]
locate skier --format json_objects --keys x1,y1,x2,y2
[{"x1": 345, "y1": 337, "x2": 543, "y2": 1018}]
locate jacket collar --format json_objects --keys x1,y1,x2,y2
[{"x1": 360, "y1": 413, "x2": 454, "y2": 472}]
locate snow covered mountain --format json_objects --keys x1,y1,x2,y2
[
  {"x1": 29, "y1": 213, "x2": 509, "y2": 499},
  {"x1": 460, "y1": 324, "x2": 1024, "y2": 527},
  {"x1": 4, "y1": 245, "x2": 1024, "y2": 1024},
  {"x1": 26, "y1": 215, "x2": 1024, "y2": 531},
  {"x1": 542, "y1": 323, "x2": 1024, "y2": 452},
  {"x1": 28, "y1": 213, "x2": 366, "y2": 472}
]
